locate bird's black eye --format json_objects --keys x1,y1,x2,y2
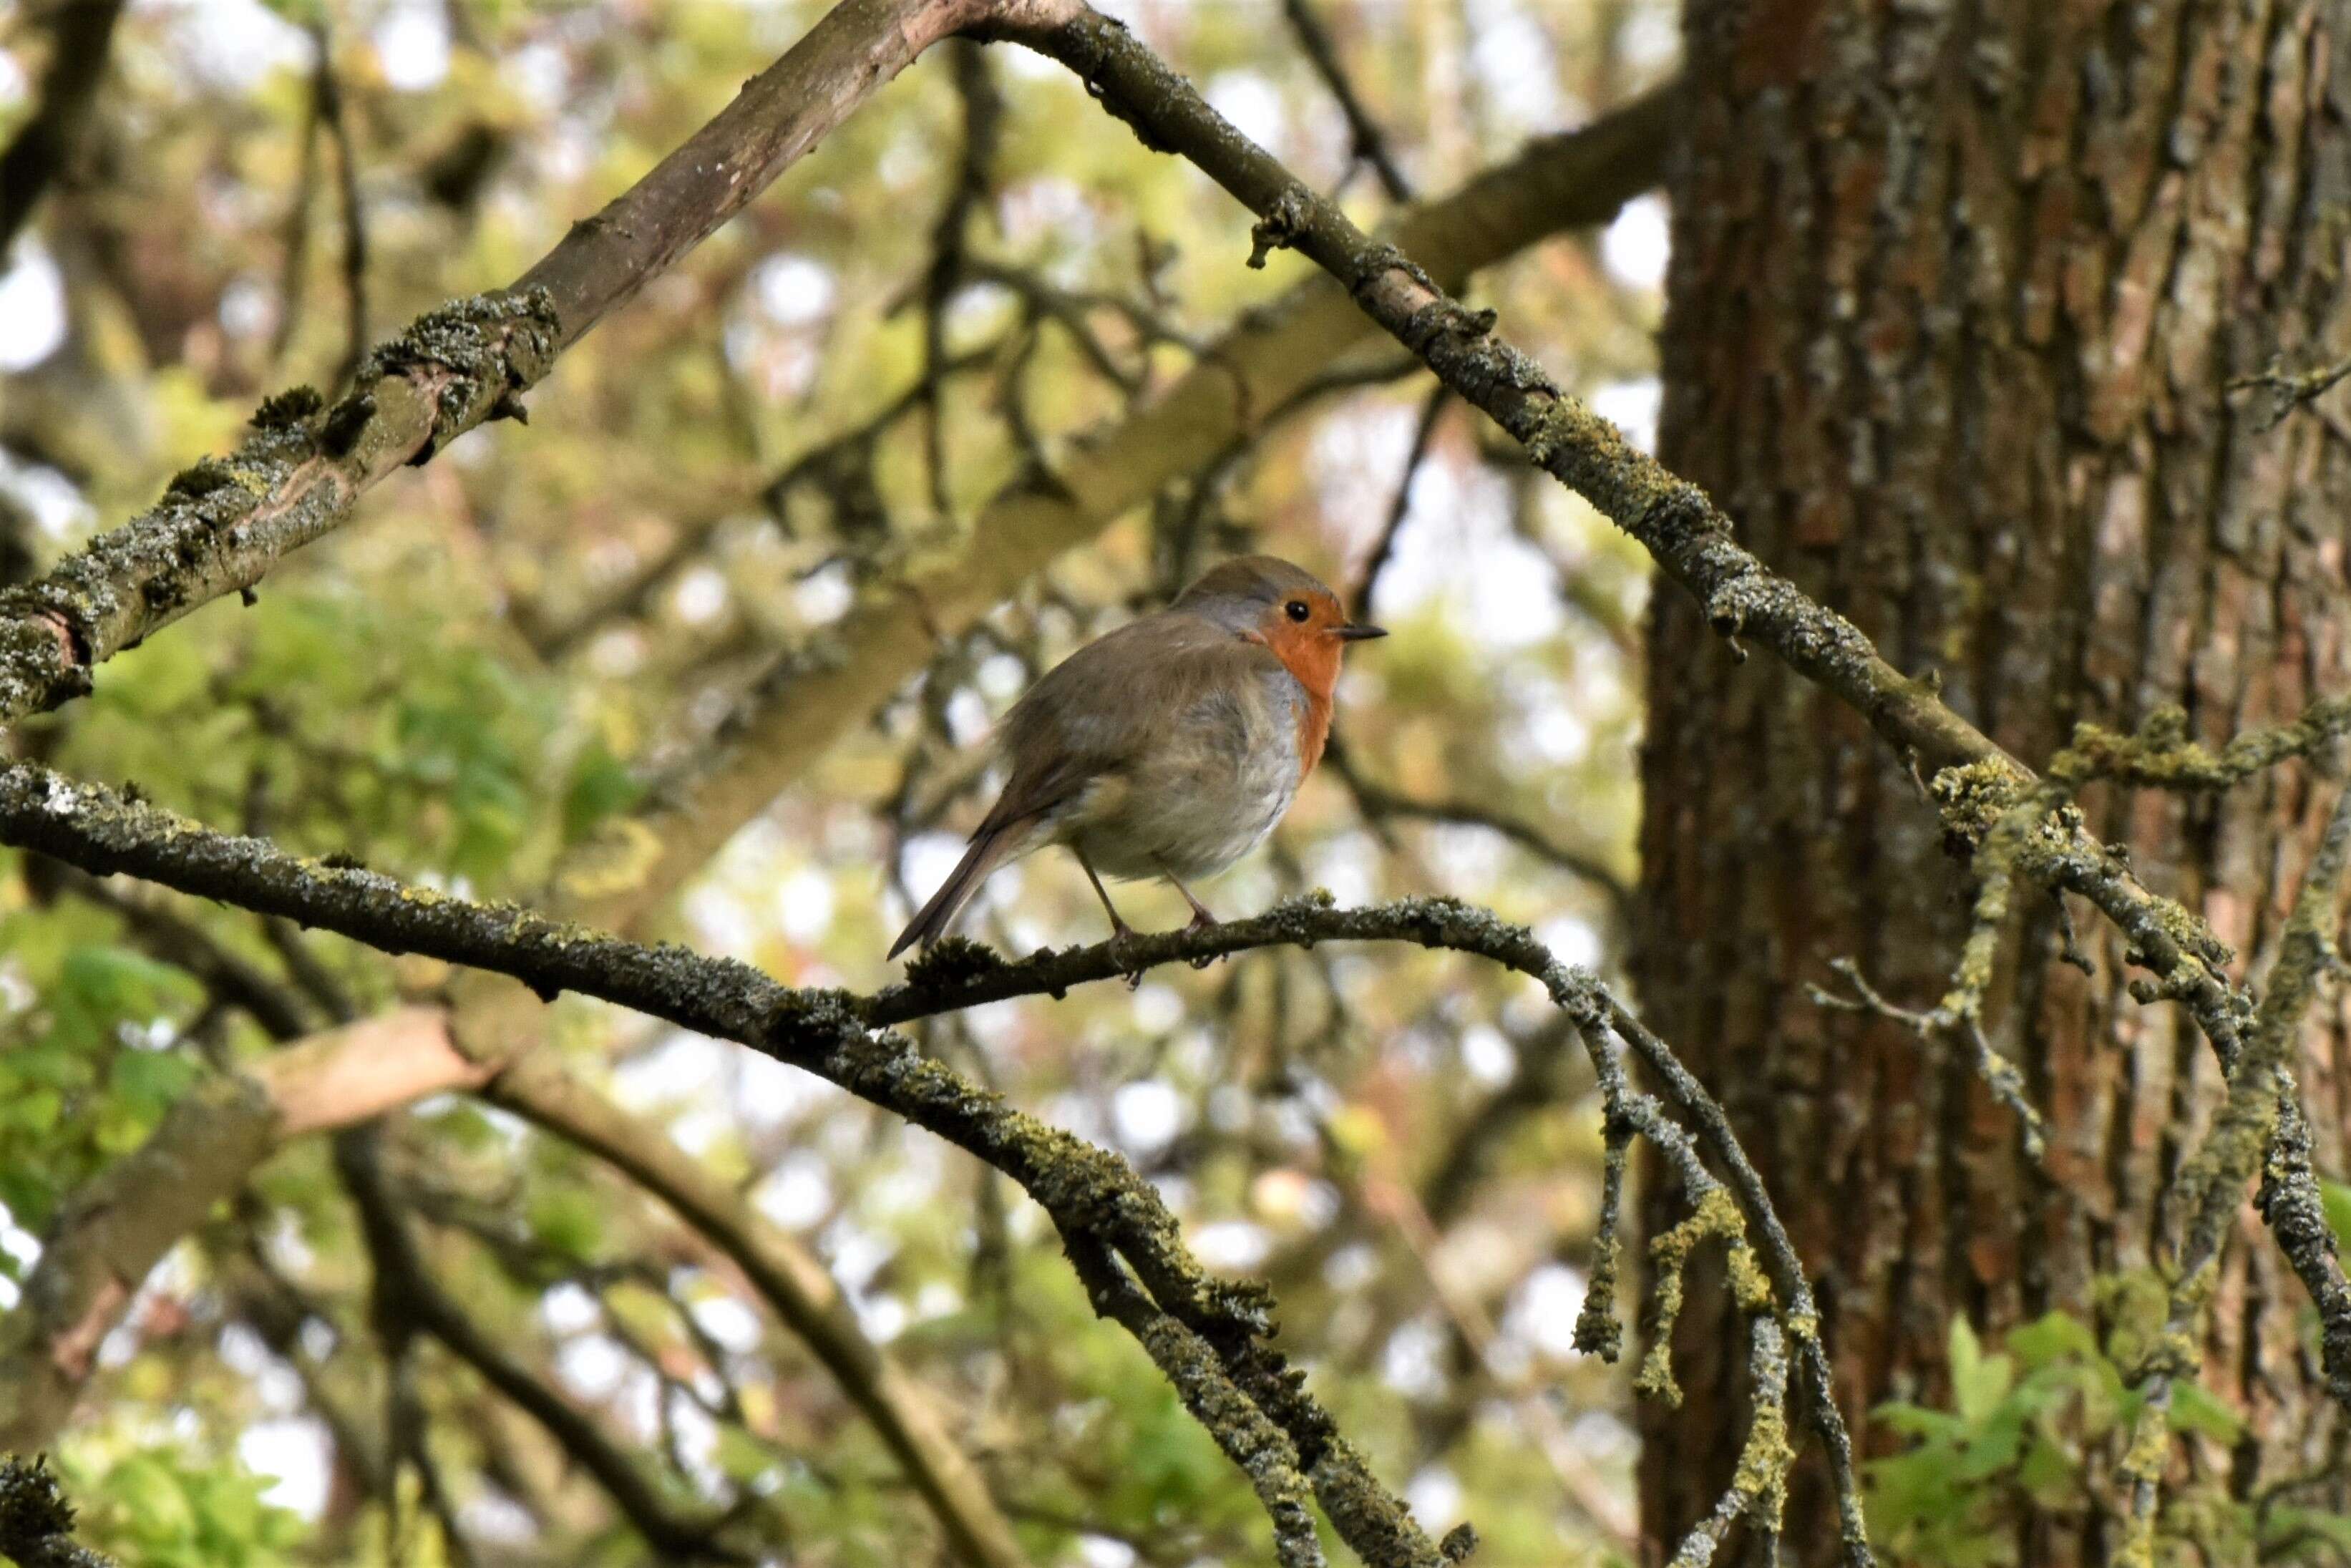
[{"x1": 1284, "y1": 600, "x2": 1310, "y2": 623}]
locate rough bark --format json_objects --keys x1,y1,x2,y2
[{"x1": 1639, "y1": 0, "x2": 2351, "y2": 1554}]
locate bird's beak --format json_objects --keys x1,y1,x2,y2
[{"x1": 1334, "y1": 622, "x2": 1388, "y2": 642}]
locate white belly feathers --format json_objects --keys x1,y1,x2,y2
[{"x1": 1061, "y1": 669, "x2": 1305, "y2": 882}]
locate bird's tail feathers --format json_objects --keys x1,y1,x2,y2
[{"x1": 887, "y1": 825, "x2": 1021, "y2": 960}]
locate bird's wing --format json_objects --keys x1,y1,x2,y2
[{"x1": 976, "y1": 613, "x2": 1283, "y2": 834}]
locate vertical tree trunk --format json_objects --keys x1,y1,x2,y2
[{"x1": 1637, "y1": 0, "x2": 2351, "y2": 1556}]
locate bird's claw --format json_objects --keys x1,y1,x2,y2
[
  {"x1": 1106, "y1": 926, "x2": 1148, "y2": 989},
  {"x1": 1184, "y1": 911, "x2": 1222, "y2": 969}
]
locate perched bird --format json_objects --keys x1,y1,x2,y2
[{"x1": 889, "y1": 555, "x2": 1386, "y2": 959}]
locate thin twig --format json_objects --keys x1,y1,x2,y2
[{"x1": 1279, "y1": 0, "x2": 1413, "y2": 202}]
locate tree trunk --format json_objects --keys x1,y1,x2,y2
[{"x1": 1637, "y1": 0, "x2": 2351, "y2": 1557}]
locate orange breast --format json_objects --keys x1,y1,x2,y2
[{"x1": 1267, "y1": 629, "x2": 1341, "y2": 774}]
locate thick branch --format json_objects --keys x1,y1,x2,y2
[{"x1": 0, "y1": 0, "x2": 1013, "y2": 727}]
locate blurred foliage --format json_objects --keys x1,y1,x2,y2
[{"x1": 1869, "y1": 1291, "x2": 2351, "y2": 1567}]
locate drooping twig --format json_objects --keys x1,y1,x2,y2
[{"x1": 1808, "y1": 955, "x2": 2046, "y2": 1161}]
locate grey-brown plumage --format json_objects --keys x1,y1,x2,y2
[{"x1": 888, "y1": 556, "x2": 1386, "y2": 958}]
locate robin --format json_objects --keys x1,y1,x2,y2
[{"x1": 889, "y1": 555, "x2": 1387, "y2": 959}]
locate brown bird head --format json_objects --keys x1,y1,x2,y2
[{"x1": 1173, "y1": 555, "x2": 1386, "y2": 700}]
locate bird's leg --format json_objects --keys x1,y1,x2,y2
[
  {"x1": 1074, "y1": 848, "x2": 1147, "y2": 988},
  {"x1": 1157, "y1": 862, "x2": 1222, "y2": 970}
]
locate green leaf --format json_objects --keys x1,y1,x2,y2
[
  {"x1": 2166, "y1": 1379, "x2": 2244, "y2": 1441},
  {"x1": 1948, "y1": 1317, "x2": 2013, "y2": 1423},
  {"x1": 2005, "y1": 1310, "x2": 2098, "y2": 1370},
  {"x1": 563, "y1": 741, "x2": 646, "y2": 842}
]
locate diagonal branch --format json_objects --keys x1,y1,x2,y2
[
  {"x1": 333, "y1": 1127, "x2": 751, "y2": 1563},
  {"x1": 485, "y1": 1051, "x2": 1038, "y2": 1568},
  {"x1": 0, "y1": 0, "x2": 1025, "y2": 728},
  {"x1": 1279, "y1": 0, "x2": 1412, "y2": 203},
  {"x1": 980, "y1": 2, "x2": 2005, "y2": 787}
]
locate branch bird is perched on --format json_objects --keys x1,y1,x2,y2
[{"x1": 890, "y1": 555, "x2": 1386, "y2": 959}]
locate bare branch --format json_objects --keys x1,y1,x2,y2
[
  {"x1": 487, "y1": 1052, "x2": 1038, "y2": 1568},
  {"x1": 333, "y1": 1128, "x2": 751, "y2": 1563},
  {"x1": 1279, "y1": 0, "x2": 1413, "y2": 203}
]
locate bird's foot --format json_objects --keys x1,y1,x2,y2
[
  {"x1": 1106, "y1": 922, "x2": 1149, "y2": 990},
  {"x1": 1184, "y1": 910, "x2": 1222, "y2": 970}
]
